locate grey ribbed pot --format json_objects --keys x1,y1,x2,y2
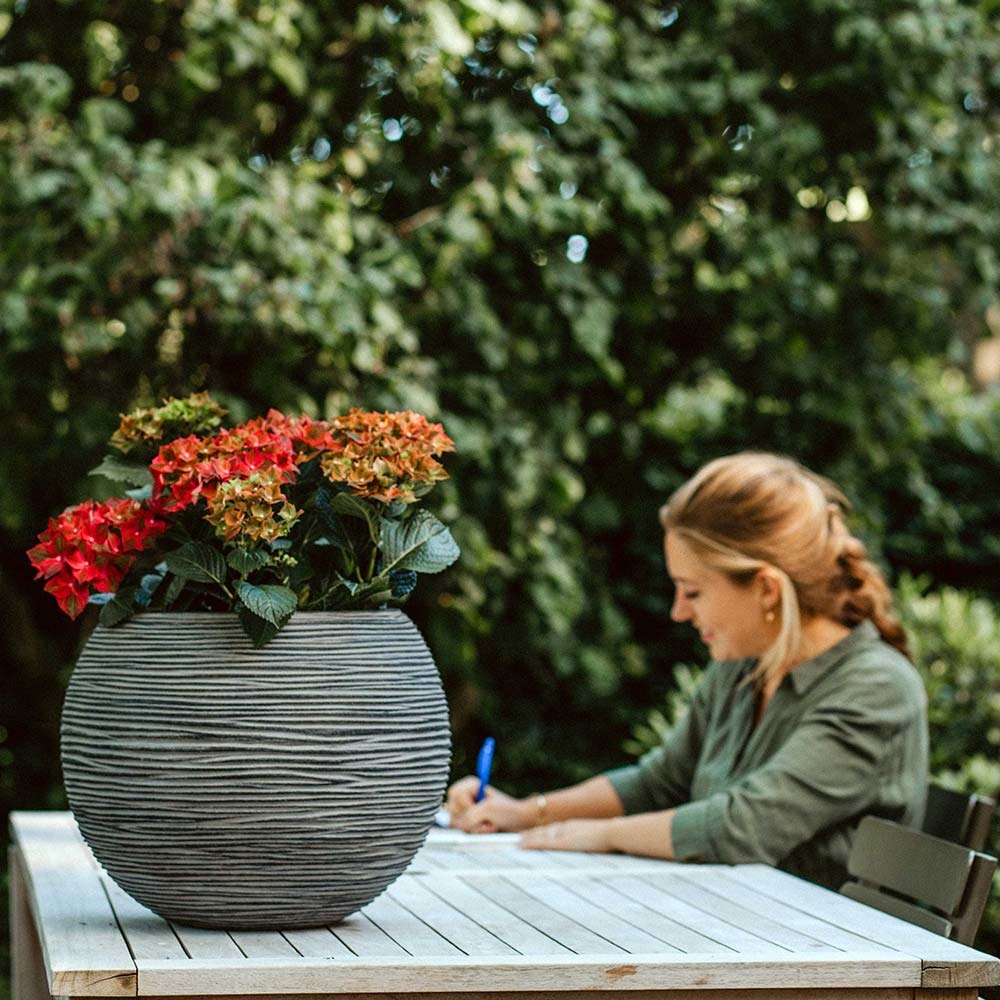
[{"x1": 60, "y1": 610, "x2": 451, "y2": 929}]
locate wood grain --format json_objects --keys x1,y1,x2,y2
[{"x1": 9, "y1": 815, "x2": 135, "y2": 996}]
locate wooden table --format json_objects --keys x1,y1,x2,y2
[{"x1": 9, "y1": 812, "x2": 1000, "y2": 1000}]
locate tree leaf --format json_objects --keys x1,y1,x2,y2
[
  {"x1": 164, "y1": 542, "x2": 228, "y2": 585},
  {"x1": 234, "y1": 581, "x2": 298, "y2": 627},
  {"x1": 379, "y1": 510, "x2": 460, "y2": 574},
  {"x1": 89, "y1": 454, "x2": 153, "y2": 488},
  {"x1": 227, "y1": 548, "x2": 270, "y2": 576}
]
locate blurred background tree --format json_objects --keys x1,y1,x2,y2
[{"x1": 2, "y1": 0, "x2": 999, "y2": 989}]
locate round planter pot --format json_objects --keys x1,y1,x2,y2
[{"x1": 60, "y1": 610, "x2": 451, "y2": 929}]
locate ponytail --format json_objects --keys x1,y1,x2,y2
[{"x1": 828, "y1": 515, "x2": 910, "y2": 659}]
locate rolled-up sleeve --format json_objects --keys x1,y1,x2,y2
[{"x1": 669, "y1": 663, "x2": 926, "y2": 865}]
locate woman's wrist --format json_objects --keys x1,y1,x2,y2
[
  {"x1": 518, "y1": 793, "x2": 550, "y2": 828},
  {"x1": 604, "y1": 815, "x2": 626, "y2": 853}
]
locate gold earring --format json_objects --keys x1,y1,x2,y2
[{"x1": 765, "y1": 610, "x2": 776, "y2": 624}]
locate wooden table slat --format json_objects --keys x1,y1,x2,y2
[
  {"x1": 100, "y1": 874, "x2": 188, "y2": 961},
  {"x1": 169, "y1": 925, "x2": 245, "y2": 960},
  {"x1": 693, "y1": 866, "x2": 900, "y2": 954},
  {"x1": 411, "y1": 875, "x2": 573, "y2": 956},
  {"x1": 503, "y1": 873, "x2": 685, "y2": 954},
  {"x1": 728, "y1": 864, "x2": 1000, "y2": 987},
  {"x1": 132, "y1": 950, "x2": 922, "y2": 996},
  {"x1": 563, "y1": 875, "x2": 733, "y2": 955},
  {"x1": 462, "y1": 875, "x2": 629, "y2": 955},
  {"x1": 387, "y1": 877, "x2": 519, "y2": 956},
  {"x1": 228, "y1": 930, "x2": 302, "y2": 959},
  {"x1": 362, "y1": 892, "x2": 465, "y2": 956},
  {"x1": 661, "y1": 870, "x2": 840, "y2": 952},
  {"x1": 611, "y1": 873, "x2": 787, "y2": 954},
  {"x1": 280, "y1": 928, "x2": 357, "y2": 959},
  {"x1": 9, "y1": 812, "x2": 136, "y2": 996},
  {"x1": 327, "y1": 913, "x2": 409, "y2": 957}
]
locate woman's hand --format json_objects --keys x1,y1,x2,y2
[
  {"x1": 519, "y1": 818, "x2": 615, "y2": 853},
  {"x1": 446, "y1": 775, "x2": 534, "y2": 832}
]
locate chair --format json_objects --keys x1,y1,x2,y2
[
  {"x1": 841, "y1": 816, "x2": 997, "y2": 945},
  {"x1": 922, "y1": 782, "x2": 996, "y2": 853}
]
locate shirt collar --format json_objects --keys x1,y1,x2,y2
[{"x1": 787, "y1": 619, "x2": 880, "y2": 695}]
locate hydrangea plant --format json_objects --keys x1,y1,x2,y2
[{"x1": 28, "y1": 393, "x2": 459, "y2": 645}]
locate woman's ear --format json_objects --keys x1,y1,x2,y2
[{"x1": 754, "y1": 567, "x2": 783, "y2": 613}]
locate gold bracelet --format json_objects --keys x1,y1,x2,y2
[{"x1": 535, "y1": 793, "x2": 548, "y2": 826}]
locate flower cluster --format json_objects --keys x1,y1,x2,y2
[
  {"x1": 205, "y1": 469, "x2": 301, "y2": 543},
  {"x1": 27, "y1": 499, "x2": 168, "y2": 619},
  {"x1": 150, "y1": 411, "x2": 344, "y2": 513},
  {"x1": 320, "y1": 408, "x2": 455, "y2": 503},
  {"x1": 110, "y1": 392, "x2": 227, "y2": 457},
  {"x1": 150, "y1": 419, "x2": 299, "y2": 512},
  {"x1": 28, "y1": 393, "x2": 459, "y2": 645}
]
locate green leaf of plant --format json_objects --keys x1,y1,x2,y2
[
  {"x1": 227, "y1": 548, "x2": 270, "y2": 576},
  {"x1": 327, "y1": 492, "x2": 381, "y2": 541},
  {"x1": 315, "y1": 485, "x2": 354, "y2": 553},
  {"x1": 357, "y1": 586, "x2": 392, "y2": 608},
  {"x1": 98, "y1": 592, "x2": 137, "y2": 628},
  {"x1": 379, "y1": 510, "x2": 460, "y2": 574},
  {"x1": 161, "y1": 573, "x2": 186, "y2": 607},
  {"x1": 89, "y1": 454, "x2": 153, "y2": 488},
  {"x1": 164, "y1": 542, "x2": 229, "y2": 584},
  {"x1": 236, "y1": 603, "x2": 281, "y2": 648},
  {"x1": 351, "y1": 575, "x2": 392, "y2": 606},
  {"x1": 234, "y1": 581, "x2": 298, "y2": 627}
]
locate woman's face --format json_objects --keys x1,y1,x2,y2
[{"x1": 665, "y1": 532, "x2": 775, "y2": 662}]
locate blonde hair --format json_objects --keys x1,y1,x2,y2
[{"x1": 660, "y1": 452, "x2": 909, "y2": 687}]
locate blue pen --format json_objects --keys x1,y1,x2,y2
[{"x1": 475, "y1": 737, "x2": 495, "y2": 802}]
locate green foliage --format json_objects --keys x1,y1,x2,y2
[{"x1": 901, "y1": 574, "x2": 1000, "y2": 776}]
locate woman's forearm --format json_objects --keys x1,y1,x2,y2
[
  {"x1": 519, "y1": 803, "x2": 676, "y2": 857},
  {"x1": 605, "y1": 808, "x2": 676, "y2": 859},
  {"x1": 535, "y1": 775, "x2": 626, "y2": 825}
]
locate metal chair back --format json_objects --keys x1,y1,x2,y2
[{"x1": 841, "y1": 816, "x2": 996, "y2": 946}]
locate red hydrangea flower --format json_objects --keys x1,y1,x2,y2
[
  {"x1": 150, "y1": 418, "x2": 301, "y2": 513},
  {"x1": 27, "y1": 499, "x2": 168, "y2": 619}
]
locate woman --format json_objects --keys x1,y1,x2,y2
[{"x1": 447, "y1": 451, "x2": 928, "y2": 889}]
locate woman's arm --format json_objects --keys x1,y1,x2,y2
[
  {"x1": 520, "y1": 807, "x2": 677, "y2": 858},
  {"x1": 449, "y1": 774, "x2": 625, "y2": 833}
]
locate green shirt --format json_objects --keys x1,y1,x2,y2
[{"x1": 604, "y1": 621, "x2": 928, "y2": 889}]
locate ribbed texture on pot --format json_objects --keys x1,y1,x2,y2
[{"x1": 61, "y1": 610, "x2": 451, "y2": 929}]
